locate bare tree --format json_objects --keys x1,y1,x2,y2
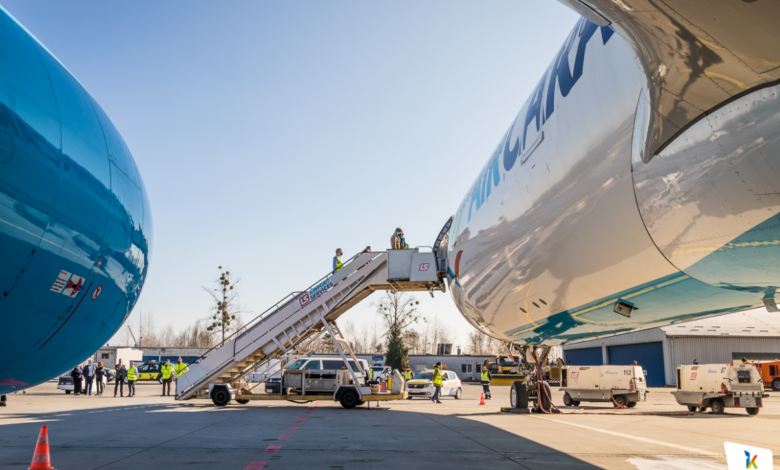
[
  {"x1": 202, "y1": 266, "x2": 246, "y2": 346},
  {"x1": 421, "y1": 314, "x2": 454, "y2": 354},
  {"x1": 374, "y1": 291, "x2": 423, "y2": 333},
  {"x1": 402, "y1": 329, "x2": 423, "y2": 354}
]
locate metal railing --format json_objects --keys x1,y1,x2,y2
[{"x1": 182, "y1": 250, "x2": 382, "y2": 370}]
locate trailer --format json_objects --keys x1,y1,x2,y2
[
  {"x1": 672, "y1": 363, "x2": 767, "y2": 415},
  {"x1": 560, "y1": 364, "x2": 648, "y2": 407},
  {"x1": 175, "y1": 218, "x2": 453, "y2": 409}
]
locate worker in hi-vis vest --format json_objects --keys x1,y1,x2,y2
[
  {"x1": 175, "y1": 358, "x2": 189, "y2": 377},
  {"x1": 480, "y1": 366, "x2": 492, "y2": 400},
  {"x1": 127, "y1": 361, "x2": 138, "y2": 398},
  {"x1": 431, "y1": 362, "x2": 443, "y2": 404},
  {"x1": 404, "y1": 369, "x2": 413, "y2": 381},
  {"x1": 333, "y1": 248, "x2": 343, "y2": 273},
  {"x1": 161, "y1": 359, "x2": 174, "y2": 397}
]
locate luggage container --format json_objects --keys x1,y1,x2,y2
[
  {"x1": 560, "y1": 364, "x2": 648, "y2": 407},
  {"x1": 672, "y1": 363, "x2": 767, "y2": 415}
]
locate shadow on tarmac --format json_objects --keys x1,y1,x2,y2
[{"x1": 0, "y1": 398, "x2": 604, "y2": 470}]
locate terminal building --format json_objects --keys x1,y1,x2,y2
[{"x1": 562, "y1": 308, "x2": 780, "y2": 387}]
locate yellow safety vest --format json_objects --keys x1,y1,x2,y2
[
  {"x1": 433, "y1": 368, "x2": 443, "y2": 386},
  {"x1": 368, "y1": 368, "x2": 373, "y2": 380},
  {"x1": 404, "y1": 370, "x2": 412, "y2": 380},
  {"x1": 175, "y1": 363, "x2": 189, "y2": 377},
  {"x1": 161, "y1": 364, "x2": 173, "y2": 380},
  {"x1": 334, "y1": 255, "x2": 343, "y2": 272},
  {"x1": 481, "y1": 370, "x2": 490, "y2": 383},
  {"x1": 127, "y1": 367, "x2": 138, "y2": 381}
]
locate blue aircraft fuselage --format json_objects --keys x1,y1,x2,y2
[{"x1": 0, "y1": 8, "x2": 151, "y2": 394}]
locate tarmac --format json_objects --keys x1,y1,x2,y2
[{"x1": 0, "y1": 381, "x2": 777, "y2": 470}]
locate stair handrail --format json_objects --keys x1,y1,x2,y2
[{"x1": 181, "y1": 250, "x2": 383, "y2": 370}]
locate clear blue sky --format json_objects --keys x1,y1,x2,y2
[{"x1": 4, "y1": 1, "x2": 579, "y2": 348}]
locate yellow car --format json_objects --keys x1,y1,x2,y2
[
  {"x1": 136, "y1": 362, "x2": 164, "y2": 383},
  {"x1": 406, "y1": 371, "x2": 462, "y2": 399}
]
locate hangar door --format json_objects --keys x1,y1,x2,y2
[
  {"x1": 608, "y1": 342, "x2": 664, "y2": 387},
  {"x1": 564, "y1": 347, "x2": 603, "y2": 366}
]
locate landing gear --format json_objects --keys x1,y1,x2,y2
[
  {"x1": 534, "y1": 382, "x2": 552, "y2": 412},
  {"x1": 510, "y1": 381, "x2": 528, "y2": 409}
]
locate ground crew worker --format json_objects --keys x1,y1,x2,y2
[
  {"x1": 333, "y1": 248, "x2": 343, "y2": 272},
  {"x1": 431, "y1": 362, "x2": 443, "y2": 404},
  {"x1": 127, "y1": 361, "x2": 138, "y2": 397},
  {"x1": 391, "y1": 228, "x2": 408, "y2": 250},
  {"x1": 404, "y1": 369, "x2": 413, "y2": 381},
  {"x1": 175, "y1": 358, "x2": 189, "y2": 377},
  {"x1": 161, "y1": 359, "x2": 174, "y2": 396},
  {"x1": 481, "y1": 366, "x2": 492, "y2": 400}
]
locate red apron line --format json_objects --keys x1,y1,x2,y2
[
  {"x1": 278, "y1": 434, "x2": 291, "y2": 440},
  {"x1": 294, "y1": 420, "x2": 304, "y2": 423},
  {"x1": 287, "y1": 426, "x2": 298, "y2": 430},
  {"x1": 264, "y1": 445, "x2": 282, "y2": 453},
  {"x1": 243, "y1": 462, "x2": 266, "y2": 470},
  {"x1": 298, "y1": 415, "x2": 308, "y2": 419}
]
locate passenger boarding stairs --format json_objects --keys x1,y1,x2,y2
[{"x1": 176, "y1": 218, "x2": 452, "y2": 401}]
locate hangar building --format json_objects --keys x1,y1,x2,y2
[{"x1": 562, "y1": 308, "x2": 780, "y2": 387}]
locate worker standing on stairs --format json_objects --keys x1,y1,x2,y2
[
  {"x1": 333, "y1": 248, "x2": 343, "y2": 273},
  {"x1": 175, "y1": 358, "x2": 189, "y2": 378},
  {"x1": 391, "y1": 228, "x2": 408, "y2": 250}
]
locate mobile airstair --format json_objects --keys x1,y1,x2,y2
[{"x1": 175, "y1": 218, "x2": 452, "y2": 408}]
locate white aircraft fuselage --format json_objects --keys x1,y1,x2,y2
[{"x1": 447, "y1": 2, "x2": 780, "y2": 346}]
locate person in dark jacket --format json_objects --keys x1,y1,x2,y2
[
  {"x1": 95, "y1": 362, "x2": 105, "y2": 396},
  {"x1": 114, "y1": 359, "x2": 127, "y2": 397},
  {"x1": 83, "y1": 359, "x2": 95, "y2": 396},
  {"x1": 71, "y1": 366, "x2": 83, "y2": 396}
]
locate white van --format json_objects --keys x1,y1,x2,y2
[
  {"x1": 672, "y1": 363, "x2": 767, "y2": 415},
  {"x1": 560, "y1": 365, "x2": 648, "y2": 407}
]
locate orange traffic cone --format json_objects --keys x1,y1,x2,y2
[
  {"x1": 479, "y1": 393, "x2": 486, "y2": 406},
  {"x1": 28, "y1": 425, "x2": 55, "y2": 470}
]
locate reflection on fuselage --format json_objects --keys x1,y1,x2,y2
[
  {"x1": 0, "y1": 7, "x2": 151, "y2": 394},
  {"x1": 447, "y1": 16, "x2": 780, "y2": 346}
]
